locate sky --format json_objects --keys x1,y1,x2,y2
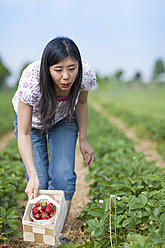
[{"x1": 0, "y1": 0, "x2": 165, "y2": 86}]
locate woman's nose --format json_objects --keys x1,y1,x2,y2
[{"x1": 62, "y1": 70, "x2": 69, "y2": 79}]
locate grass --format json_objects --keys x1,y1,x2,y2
[{"x1": 0, "y1": 88, "x2": 15, "y2": 137}]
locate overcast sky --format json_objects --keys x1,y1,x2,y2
[{"x1": 0, "y1": 0, "x2": 165, "y2": 86}]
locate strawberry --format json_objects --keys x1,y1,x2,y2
[
  {"x1": 34, "y1": 213, "x2": 41, "y2": 220},
  {"x1": 49, "y1": 212, "x2": 55, "y2": 218},
  {"x1": 45, "y1": 206, "x2": 52, "y2": 214},
  {"x1": 48, "y1": 203, "x2": 56, "y2": 211},
  {"x1": 41, "y1": 206, "x2": 46, "y2": 211},
  {"x1": 35, "y1": 202, "x2": 40, "y2": 207},
  {"x1": 32, "y1": 207, "x2": 38, "y2": 214},
  {"x1": 40, "y1": 211, "x2": 47, "y2": 219}
]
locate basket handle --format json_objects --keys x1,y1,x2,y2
[{"x1": 28, "y1": 194, "x2": 60, "y2": 208}]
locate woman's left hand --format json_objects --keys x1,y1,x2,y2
[{"x1": 79, "y1": 140, "x2": 94, "y2": 167}]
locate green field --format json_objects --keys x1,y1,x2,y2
[
  {"x1": 0, "y1": 89, "x2": 15, "y2": 137},
  {"x1": 89, "y1": 82, "x2": 165, "y2": 159}
]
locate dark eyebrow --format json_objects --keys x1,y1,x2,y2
[{"x1": 54, "y1": 63, "x2": 77, "y2": 68}]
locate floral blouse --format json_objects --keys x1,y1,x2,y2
[{"x1": 12, "y1": 60, "x2": 96, "y2": 129}]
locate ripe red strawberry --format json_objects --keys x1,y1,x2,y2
[
  {"x1": 34, "y1": 213, "x2": 41, "y2": 220},
  {"x1": 35, "y1": 202, "x2": 40, "y2": 207},
  {"x1": 49, "y1": 212, "x2": 55, "y2": 218},
  {"x1": 42, "y1": 217, "x2": 48, "y2": 220},
  {"x1": 40, "y1": 211, "x2": 47, "y2": 219},
  {"x1": 48, "y1": 203, "x2": 56, "y2": 211},
  {"x1": 45, "y1": 206, "x2": 52, "y2": 214},
  {"x1": 32, "y1": 207, "x2": 38, "y2": 214},
  {"x1": 41, "y1": 206, "x2": 46, "y2": 211},
  {"x1": 2, "y1": 246, "x2": 8, "y2": 248}
]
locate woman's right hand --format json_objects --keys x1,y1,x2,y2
[{"x1": 25, "y1": 175, "x2": 40, "y2": 199}]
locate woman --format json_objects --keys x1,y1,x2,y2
[{"x1": 12, "y1": 37, "x2": 96, "y2": 245}]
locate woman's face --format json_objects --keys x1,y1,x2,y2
[{"x1": 49, "y1": 56, "x2": 79, "y2": 97}]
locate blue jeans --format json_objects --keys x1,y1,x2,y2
[{"x1": 14, "y1": 112, "x2": 79, "y2": 200}]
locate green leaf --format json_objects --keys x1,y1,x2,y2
[
  {"x1": 137, "y1": 210, "x2": 142, "y2": 218},
  {"x1": 129, "y1": 201, "x2": 143, "y2": 210},
  {"x1": 6, "y1": 208, "x2": 19, "y2": 219},
  {"x1": 153, "y1": 206, "x2": 161, "y2": 216},
  {"x1": 138, "y1": 194, "x2": 147, "y2": 206},
  {"x1": 87, "y1": 219, "x2": 100, "y2": 229},
  {"x1": 123, "y1": 217, "x2": 133, "y2": 227},
  {"x1": 102, "y1": 198, "x2": 109, "y2": 212},
  {"x1": 116, "y1": 215, "x2": 124, "y2": 225},
  {"x1": 0, "y1": 206, "x2": 6, "y2": 218},
  {"x1": 4, "y1": 184, "x2": 16, "y2": 193},
  {"x1": 160, "y1": 219, "x2": 165, "y2": 239},
  {"x1": 128, "y1": 234, "x2": 145, "y2": 247},
  {"x1": 13, "y1": 231, "x2": 23, "y2": 238},
  {"x1": 89, "y1": 207, "x2": 103, "y2": 217},
  {"x1": 6, "y1": 218, "x2": 18, "y2": 230}
]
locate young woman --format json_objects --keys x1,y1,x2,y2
[{"x1": 12, "y1": 37, "x2": 96, "y2": 245}]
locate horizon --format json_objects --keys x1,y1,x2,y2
[{"x1": 1, "y1": 0, "x2": 165, "y2": 86}]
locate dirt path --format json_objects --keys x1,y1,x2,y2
[
  {"x1": 0, "y1": 130, "x2": 15, "y2": 150},
  {"x1": 90, "y1": 101, "x2": 165, "y2": 168}
]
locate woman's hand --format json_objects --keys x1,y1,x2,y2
[
  {"x1": 80, "y1": 140, "x2": 94, "y2": 167},
  {"x1": 25, "y1": 175, "x2": 40, "y2": 199}
]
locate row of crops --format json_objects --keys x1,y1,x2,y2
[
  {"x1": 1, "y1": 106, "x2": 165, "y2": 247},
  {"x1": 0, "y1": 86, "x2": 165, "y2": 247},
  {"x1": 77, "y1": 106, "x2": 165, "y2": 247},
  {"x1": 89, "y1": 83, "x2": 165, "y2": 160},
  {"x1": 0, "y1": 139, "x2": 27, "y2": 245}
]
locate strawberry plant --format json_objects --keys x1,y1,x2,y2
[
  {"x1": 77, "y1": 107, "x2": 165, "y2": 247},
  {"x1": 0, "y1": 139, "x2": 27, "y2": 245}
]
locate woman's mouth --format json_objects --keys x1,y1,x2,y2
[{"x1": 61, "y1": 83, "x2": 70, "y2": 88}]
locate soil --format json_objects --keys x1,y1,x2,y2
[
  {"x1": 90, "y1": 101, "x2": 165, "y2": 168},
  {"x1": 1, "y1": 102, "x2": 165, "y2": 247}
]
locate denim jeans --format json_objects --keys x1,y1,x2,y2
[{"x1": 14, "y1": 112, "x2": 79, "y2": 200}]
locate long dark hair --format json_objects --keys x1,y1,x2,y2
[{"x1": 38, "y1": 37, "x2": 82, "y2": 133}]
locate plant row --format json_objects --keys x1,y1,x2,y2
[
  {"x1": 89, "y1": 84, "x2": 165, "y2": 160},
  {"x1": 0, "y1": 139, "x2": 27, "y2": 245},
  {"x1": 0, "y1": 90, "x2": 15, "y2": 137},
  {"x1": 100, "y1": 101, "x2": 165, "y2": 159},
  {"x1": 74, "y1": 107, "x2": 165, "y2": 248}
]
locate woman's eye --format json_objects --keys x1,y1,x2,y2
[
  {"x1": 55, "y1": 70, "x2": 62, "y2": 72},
  {"x1": 69, "y1": 68, "x2": 75, "y2": 71}
]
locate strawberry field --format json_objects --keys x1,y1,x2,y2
[
  {"x1": 0, "y1": 85, "x2": 165, "y2": 247},
  {"x1": 89, "y1": 82, "x2": 165, "y2": 160}
]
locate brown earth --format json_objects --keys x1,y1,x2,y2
[
  {"x1": 1, "y1": 102, "x2": 165, "y2": 247},
  {"x1": 90, "y1": 101, "x2": 165, "y2": 168}
]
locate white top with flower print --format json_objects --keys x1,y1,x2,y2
[{"x1": 12, "y1": 60, "x2": 96, "y2": 129}]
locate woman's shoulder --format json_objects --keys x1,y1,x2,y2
[
  {"x1": 81, "y1": 60, "x2": 97, "y2": 91},
  {"x1": 22, "y1": 60, "x2": 41, "y2": 78}
]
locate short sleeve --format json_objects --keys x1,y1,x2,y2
[
  {"x1": 17, "y1": 61, "x2": 40, "y2": 107},
  {"x1": 80, "y1": 60, "x2": 97, "y2": 91}
]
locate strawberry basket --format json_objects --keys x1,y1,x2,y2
[{"x1": 22, "y1": 190, "x2": 67, "y2": 246}]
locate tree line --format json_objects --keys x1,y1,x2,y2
[{"x1": 0, "y1": 57, "x2": 165, "y2": 89}]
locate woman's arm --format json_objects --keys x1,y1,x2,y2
[
  {"x1": 17, "y1": 99, "x2": 39, "y2": 198},
  {"x1": 75, "y1": 91, "x2": 94, "y2": 167}
]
